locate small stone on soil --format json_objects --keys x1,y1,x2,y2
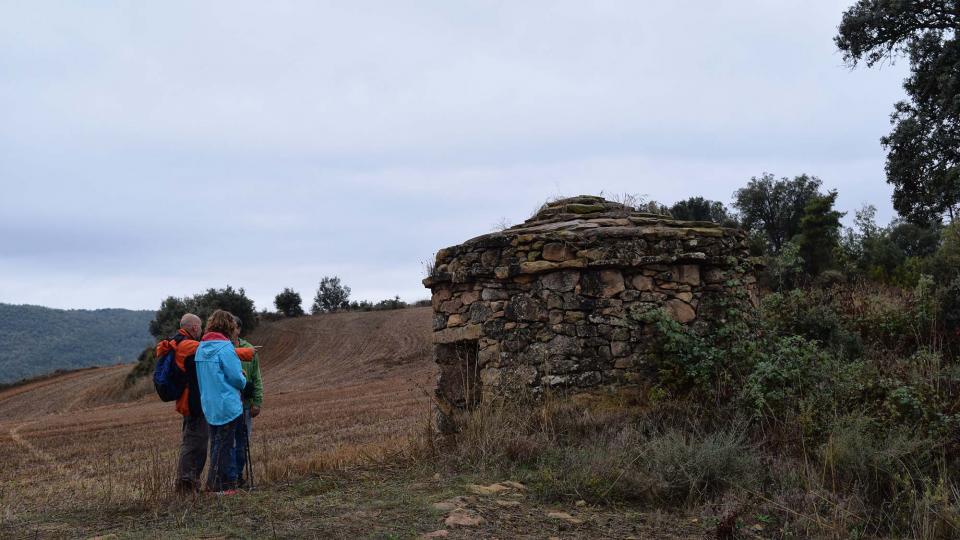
[
  {"x1": 547, "y1": 511, "x2": 584, "y2": 525},
  {"x1": 466, "y1": 483, "x2": 511, "y2": 495},
  {"x1": 445, "y1": 509, "x2": 484, "y2": 527}
]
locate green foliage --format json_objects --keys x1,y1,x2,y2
[
  {"x1": 732, "y1": 172, "x2": 823, "y2": 252},
  {"x1": 668, "y1": 197, "x2": 737, "y2": 226},
  {"x1": 761, "y1": 289, "x2": 864, "y2": 358},
  {"x1": 836, "y1": 0, "x2": 960, "y2": 224},
  {"x1": 274, "y1": 287, "x2": 305, "y2": 317},
  {"x1": 149, "y1": 285, "x2": 258, "y2": 339},
  {"x1": 794, "y1": 190, "x2": 846, "y2": 275},
  {"x1": 839, "y1": 205, "x2": 942, "y2": 285},
  {"x1": 0, "y1": 304, "x2": 153, "y2": 383},
  {"x1": 642, "y1": 281, "x2": 960, "y2": 437},
  {"x1": 124, "y1": 346, "x2": 156, "y2": 387},
  {"x1": 925, "y1": 222, "x2": 960, "y2": 284},
  {"x1": 312, "y1": 276, "x2": 351, "y2": 314},
  {"x1": 764, "y1": 241, "x2": 806, "y2": 291},
  {"x1": 347, "y1": 295, "x2": 409, "y2": 312},
  {"x1": 939, "y1": 277, "x2": 960, "y2": 332}
]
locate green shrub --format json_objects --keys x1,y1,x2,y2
[{"x1": 124, "y1": 346, "x2": 156, "y2": 388}]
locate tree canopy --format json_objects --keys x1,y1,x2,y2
[
  {"x1": 794, "y1": 191, "x2": 846, "y2": 275},
  {"x1": 669, "y1": 197, "x2": 737, "y2": 225},
  {"x1": 312, "y1": 276, "x2": 351, "y2": 314},
  {"x1": 732, "y1": 173, "x2": 824, "y2": 252},
  {"x1": 274, "y1": 287, "x2": 305, "y2": 317},
  {"x1": 149, "y1": 285, "x2": 258, "y2": 339},
  {"x1": 836, "y1": 0, "x2": 960, "y2": 224}
]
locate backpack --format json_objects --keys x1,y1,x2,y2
[{"x1": 154, "y1": 334, "x2": 187, "y2": 402}]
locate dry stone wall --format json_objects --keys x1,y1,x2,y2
[{"x1": 423, "y1": 196, "x2": 757, "y2": 429}]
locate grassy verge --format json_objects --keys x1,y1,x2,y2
[{"x1": 1, "y1": 466, "x2": 708, "y2": 539}]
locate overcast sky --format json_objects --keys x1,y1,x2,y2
[{"x1": 0, "y1": 1, "x2": 909, "y2": 310}]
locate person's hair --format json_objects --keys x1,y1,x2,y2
[
  {"x1": 206, "y1": 309, "x2": 238, "y2": 336},
  {"x1": 180, "y1": 313, "x2": 201, "y2": 329}
]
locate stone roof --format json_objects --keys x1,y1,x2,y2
[
  {"x1": 424, "y1": 195, "x2": 750, "y2": 288},
  {"x1": 502, "y1": 195, "x2": 729, "y2": 238}
]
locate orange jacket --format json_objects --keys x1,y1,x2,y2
[{"x1": 156, "y1": 329, "x2": 254, "y2": 416}]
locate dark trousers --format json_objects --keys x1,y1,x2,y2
[
  {"x1": 234, "y1": 408, "x2": 252, "y2": 485},
  {"x1": 176, "y1": 414, "x2": 208, "y2": 491},
  {"x1": 207, "y1": 415, "x2": 242, "y2": 491}
]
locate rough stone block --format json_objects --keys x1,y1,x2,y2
[
  {"x1": 481, "y1": 288, "x2": 509, "y2": 301},
  {"x1": 613, "y1": 357, "x2": 634, "y2": 369},
  {"x1": 581, "y1": 270, "x2": 625, "y2": 297},
  {"x1": 575, "y1": 324, "x2": 598, "y2": 337},
  {"x1": 440, "y1": 298, "x2": 463, "y2": 314},
  {"x1": 677, "y1": 264, "x2": 700, "y2": 287},
  {"x1": 539, "y1": 270, "x2": 580, "y2": 292},
  {"x1": 548, "y1": 334, "x2": 580, "y2": 355},
  {"x1": 664, "y1": 299, "x2": 696, "y2": 323},
  {"x1": 480, "y1": 250, "x2": 499, "y2": 267},
  {"x1": 432, "y1": 324, "x2": 482, "y2": 344},
  {"x1": 519, "y1": 260, "x2": 559, "y2": 274},
  {"x1": 433, "y1": 313, "x2": 448, "y2": 331},
  {"x1": 505, "y1": 294, "x2": 546, "y2": 322},
  {"x1": 469, "y1": 302, "x2": 494, "y2": 323},
  {"x1": 611, "y1": 341, "x2": 632, "y2": 357},
  {"x1": 631, "y1": 275, "x2": 654, "y2": 291},
  {"x1": 703, "y1": 268, "x2": 726, "y2": 283},
  {"x1": 542, "y1": 242, "x2": 577, "y2": 262},
  {"x1": 478, "y1": 343, "x2": 500, "y2": 366}
]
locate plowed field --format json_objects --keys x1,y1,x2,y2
[{"x1": 0, "y1": 307, "x2": 436, "y2": 514}]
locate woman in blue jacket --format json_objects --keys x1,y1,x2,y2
[{"x1": 195, "y1": 309, "x2": 247, "y2": 492}]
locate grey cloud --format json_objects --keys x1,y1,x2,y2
[{"x1": 0, "y1": 1, "x2": 911, "y2": 309}]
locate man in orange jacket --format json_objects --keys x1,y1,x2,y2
[{"x1": 156, "y1": 313, "x2": 254, "y2": 493}]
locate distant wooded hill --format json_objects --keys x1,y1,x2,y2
[{"x1": 0, "y1": 303, "x2": 153, "y2": 384}]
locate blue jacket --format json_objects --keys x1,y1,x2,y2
[{"x1": 195, "y1": 332, "x2": 246, "y2": 426}]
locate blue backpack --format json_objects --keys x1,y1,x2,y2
[{"x1": 154, "y1": 334, "x2": 187, "y2": 402}]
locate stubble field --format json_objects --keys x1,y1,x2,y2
[{"x1": 0, "y1": 308, "x2": 437, "y2": 521}]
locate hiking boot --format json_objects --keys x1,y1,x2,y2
[
  {"x1": 216, "y1": 489, "x2": 240, "y2": 496},
  {"x1": 174, "y1": 478, "x2": 198, "y2": 495}
]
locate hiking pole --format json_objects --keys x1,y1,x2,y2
[{"x1": 245, "y1": 411, "x2": 255, "y2": 490}]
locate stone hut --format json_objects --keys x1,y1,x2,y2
[{"x1": 423, "y1": 195, "x2": 756, "y2": 427}]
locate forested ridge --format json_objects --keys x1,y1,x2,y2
[{"x1": 0, "y1": 303, "x2": 153, "y2": 384}]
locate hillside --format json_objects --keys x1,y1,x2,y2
[
  {"x1": 0, "y1": 307, "x2": 436, "y2": 511},
  {"x1": 0, "y1": 303, "x2": 154, "y2": 384}
]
